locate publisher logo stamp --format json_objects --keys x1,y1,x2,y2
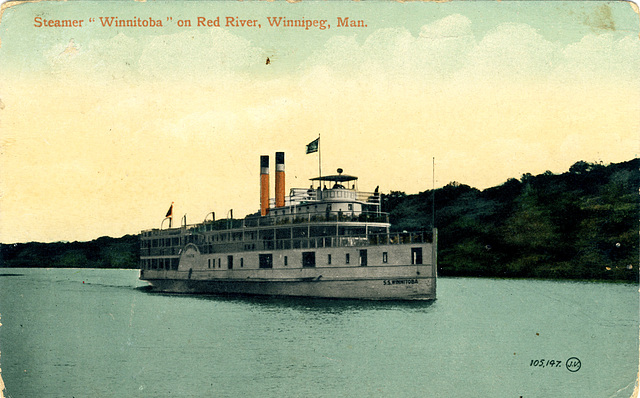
[{"x1": 566, "y1": 357, "x2": 581, "y2": 372}]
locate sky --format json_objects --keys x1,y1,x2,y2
[{"x1": 0, "y1": 0, "x2": 638, "y2": 243}]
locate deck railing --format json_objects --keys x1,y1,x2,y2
[
  {"x1": 142, "y1": 210, "x2": 390, "y2": 237},
  {"x1": 140, "y1": 231, "x2": 432, "y2": 257}
]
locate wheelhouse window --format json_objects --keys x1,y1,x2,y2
[
  {"x1": 345, "y1": 253, "x2": 350, "y2": 264},
  {"x1": 228, "y1": 255, "x2": 233, "y2": 269},
  {"x1": 302, "y1": 252, "x2": 316, "y2": 268},
  {"x1": 327, "y1": 254, "x2": 332, "y2": 265},
  {"x1": 382, "y1": 252, "x2": 388, "y2": 264}
]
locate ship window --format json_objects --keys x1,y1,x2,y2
[
  {"x1": 302, "y1": 252, "x2": 316, "y2": 268},
  {"x1": 359, "y1": 250, "x2": 367, "y2": 266},
  {"x1": 240, "y1": 258, "x2": 244, "y2": 267},
  {"x1": 345, "y1": 253, "x2": 350, "y2": 264},
  {"x1": 348, "y1": 204, "x2": 353, "y2": 211},
  {"x1": 259, "y1": 229, "x2": 274, "y2": 240},
  {"x1": 411, "y1": 248, "x2": 423, "y2": 265},
  {"x1": 218, "y1": 258, "x2": 221, "y2": 268},
  {"x1": 383, "y1": 252, "x2": 388, "y2": 263},
  {"x1": 284, "y1": 256, "x2": 288, "y2": 266},
  {"x1": 228, "y1": 255, "x2": 233, "y2": 269},
  {"x1": 327, "y1": 254, "x2": 332, "y2": 265},
  {"x1": 259, "y1": 254, "x2": 273, "y2": 269}
]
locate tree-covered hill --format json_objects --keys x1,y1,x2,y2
[
  {"x1": 383, "y1": 158, "x2": 638, "y2": 282},
  {"x1": 1, "y1": 159, "x2": 637, "y2": 281},
  {"x1": 0, "y1": 235, "x2": 139, "y2": 269}
]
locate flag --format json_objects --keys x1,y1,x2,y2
[
  {"x1": 306, "y1": 137, "x2": 319, "y2": 154},
  {"x1": 165, "y1": 203, "x2": 173, "y2": 218}
]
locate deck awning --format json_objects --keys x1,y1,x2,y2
[{"x1": 310, "y1": 174, "x2": 358, "y2": 183}]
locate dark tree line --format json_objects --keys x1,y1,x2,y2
[
  {"x1": 1, "y1": 235, "x2": 139, "y2": 269},
  {"x1": 382, "y1": 158, "x2": 638, "y2": 282}
]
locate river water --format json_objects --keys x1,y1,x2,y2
[{"x1": 0, "y1": 268, "x2": 637, "y2": 397}]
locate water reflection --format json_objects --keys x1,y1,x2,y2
[{"x1": 139, "y1": 288, "x2": 435, "y2": 314}]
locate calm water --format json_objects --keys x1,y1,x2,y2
[{"x1": 0, "y1": 269, "x2": 637, "y2": 398}]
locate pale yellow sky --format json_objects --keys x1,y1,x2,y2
[{"x1": 0, "y1": 1, "x2": 638, "y2": 243}]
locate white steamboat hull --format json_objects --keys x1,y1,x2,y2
[
  {"x1": 143, "y1": 272, "x2": 435, "y2": 300},
  {"x1": 141, "y1": 239, "x2": 437, "y2": 300}
]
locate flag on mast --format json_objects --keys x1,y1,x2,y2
[
  {"x1": 165, "y1": 202, "x2": 173, "y2": 218},
  {"x1": 306, "y1": 137, "x2": 319, "y2": 154}
]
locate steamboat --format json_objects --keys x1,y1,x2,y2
[{"x1": 139, "y1": 152, "x2": 437, "y2": 300}]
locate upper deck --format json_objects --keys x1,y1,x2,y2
[
  {"x1": 140, "y1": 155, "x2": 434, "y2": 256},
  {"x1": 269, "y1": 171, "x2": 381, "y2": 216}
]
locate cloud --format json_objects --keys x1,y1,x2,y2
[
  {"x1": 39, "y1": 13, "x2": 640, "y2": 90},
  {"x1": 557, "y1": 33, "x2": 640, "y2": 83},
  {"x1": 302, "y1": 14, "x2": 476, "y2": 81},
  {"x1": 301, "y1": 17, "x2": 638, "y2": 90},
  {"x1": 138, "y1": 29, "x2": 263, "y2": 79},
  {"x1": 44, "y1": 29, "x2": 264, "y2": 81},
  {"x1": 458, "y1": 23, "x2": 557, "y2": 82}
]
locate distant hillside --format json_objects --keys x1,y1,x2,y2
[
  {"x1": 383, "y1": 158, "x2": 638, "y2": 282},
  {"x1": 1, "y1": 159, "x2": 637, "y2": 282},
  {"x1": 0, "y1": 235, "x2": 139, "y2": 269}
]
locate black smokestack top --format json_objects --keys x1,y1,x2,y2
[
  {"x1": 261, "y1": 155, "x2": 269, "y2": 169},
  {"x1": 276, "y1": 152, "x2": 284, "y2": 165}
]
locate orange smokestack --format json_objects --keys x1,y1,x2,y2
[
  {"x1": 260, "y1": 155, "x2": 269, "y2": 216},
  {"x1": 275, "y1": 152, "x2": 285, "y2": 208}
]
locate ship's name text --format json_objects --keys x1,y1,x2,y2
[{"x1": 383, "y1": 279, "x2": 419, "y2": 285}]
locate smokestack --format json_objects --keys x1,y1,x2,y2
[
  {"x1": 260, "y1": 155, "x2": 269, "y2": 216},
  {"x1": 275, "y1": 152, "x2": 285, "y2": 208}
]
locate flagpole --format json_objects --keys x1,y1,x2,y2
[{"x1": 318, "y1": 134, "x2": 322, "y2": 179}]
